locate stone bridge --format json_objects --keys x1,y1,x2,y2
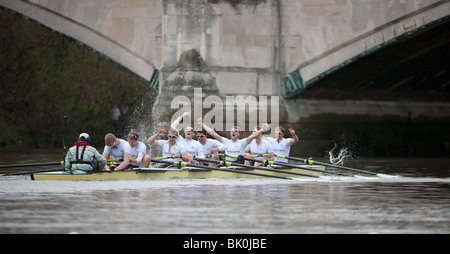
[{"x1": 2, "y1": 0, "x2": 449, "y2": 120}]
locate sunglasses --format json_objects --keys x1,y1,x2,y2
[
  {"x1": 127, "y1": 134, "x2": 138, "y2": 139},
  {"x1": 230, "y1": 129, "x2": 240, "y2": 133},
  {"x1": 168, "y1": 135, "x2": 178, "y2": 139},
  {"x1": 275, "y1": 132, "x2": 284, "y2": 135},
  {"x1": 196, "y1": 135, "x2": 205, "y2": 138}
]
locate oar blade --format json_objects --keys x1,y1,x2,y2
[
  {"x1": 2, "y1": 167, "x2": 65, "y2": 176},
  {"x1": 0, "y1": 161, "x2": 63, "y2": 169},
  {"x1": 354, "y1": 175, "x2": 379, "y2": 180},
  {"x1": 290, "y1": 177, "x2": 315, "y2": 182},
  {"x1": 376, "y1": 173, "x2": 399, "y2": 178}
]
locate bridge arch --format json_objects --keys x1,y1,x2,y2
[
  {"x1": 0, "y1": 0, "x2": 158, "y2": 82},
  {"x1": 282, "y1": 0, "x2": 450, "y2": 99}
]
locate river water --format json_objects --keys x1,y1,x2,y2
[{"x1": 0, "y1": 149, "x2": 449, "y2": 234}]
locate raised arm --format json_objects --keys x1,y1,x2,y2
[
  {"x1": 147, "y1": 129, "x2": 166, "y2": 146},
  {"x1": 246, "y1": 123, "x2": 270, "y2": 144},
  {"x1": 197, "y1": 118, "x2": 222, "y2": 141},
  {"x1": 171, "y1": 112, "x2": 191, "y2": 131},
  {"x1": 288, "y1": 128, "x2": 299, "y2": 145}
]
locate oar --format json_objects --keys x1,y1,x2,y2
[
  {"x1": 230, "y1": 155, "x2": 361, "y2": 178},
  {"x1": 1, "y1": 167, "x2": 65, "y2": 176},
  {"x1": 275, "y1": 155, "x2": 398, "y2": 178},
  {"x1": 106, "y1": 156, "x2": 154, "y2": 163},
  {"x1": 194, "y1": 157, "x2": 323, "y2": 179},
  {"x1": 149, "y1": 158, "x2": 294, "y2": 180},
  {"x1": 10, "y1": 158, "x2": 141, "y2": 173},
  {"x1": 0, "y1": 161, "x2": 64, "y2": 169},
  {"x1": 63, "y1": 116, "x2": 68, "y2": 173},
  {"x1": 0, "y1": 158, "x2": 133, "y2": 169}
]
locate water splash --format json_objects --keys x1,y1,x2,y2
[
  {"x1": 125, "y1": 94, "x2": 161, "y2": 158},
  {"x1": 328, "y1": 144, "x2": 352, "y2": 165}
]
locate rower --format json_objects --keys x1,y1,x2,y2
[
  {"x1": 127, "y1": 131, "x2": 151, "y2": 168},
  {"x1": 65, "y1": 133, "x2": 106, "y2": 172},
  {"x1": 198, "y1": 118, "x2": 270, "y2": 163},
  {"x1": 147, "y1": 128, "x2": 189, "y2": 167},
  {"x1": 170, "y1": 112, "x2": 205, "y2": 164},
  {"x1": 102, "y1": 133, "x2": 132, "y2": 171},
  {"x1": 196, "y1": 129, "x2": 227, "y2": 167},
  {"x1": 244, "y1": 127, "x2": 274, "y2": 167},
  {"x1": 265, "y1": 126, "x2": 299, "y2": 163}
]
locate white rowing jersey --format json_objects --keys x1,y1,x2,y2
[
  {"x1": 267, "y1": 137, "x2": 292, "y2": 163},
  {"x1": 245, "y1": 139, "x2": 274, "y2": 160},
  {"x1": 200, "y1": 138, "x2": 227, "y2": 156},
  {"x1": 129, "y1": 141, "x2": 147, "y2": 166},
  {"x1": 170, "y1": 116, "x2": 204, "y2": 158},
  {"x1": 157, "y1": 140, "x2": 186, "y2": 162},
  {"x1": 181, "y1": 138, "x2": 205, "y2": 158},
  {"x1": 220, "y1": 137, "x2": 249, "y2": 161},
  {"x1": 103, "y1": 139, "x2": 131, "y2": 165}
]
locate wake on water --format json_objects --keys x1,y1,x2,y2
[
  {"x1": 295, "y1": 175, "x2": 450, "y2": 183},
  {"x1": 315, "y1": 145, "x2": 450, "y2": 183}
]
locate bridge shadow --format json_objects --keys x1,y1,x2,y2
[{"x1": 286, "y1": 16, "x2": 450, "y2": 103}]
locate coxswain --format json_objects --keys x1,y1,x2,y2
[{"x1": 65, "y1": 133, "x2": 106, "y2": 172}]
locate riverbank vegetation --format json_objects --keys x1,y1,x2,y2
[{"x1": 0, "y1": 9, "x2": 156, "y2": 148}]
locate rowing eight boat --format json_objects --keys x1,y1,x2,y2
[{"x1": 30, "y1": 165, "x2": 325, "y2": 181}]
